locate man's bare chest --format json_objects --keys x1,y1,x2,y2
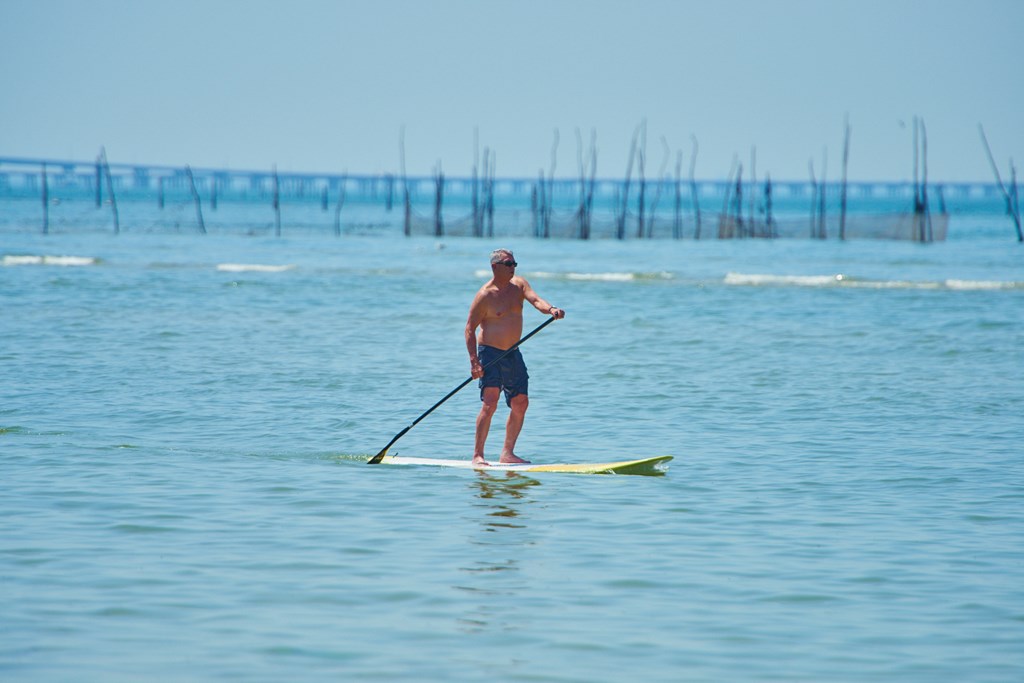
[{"x1": 482, "y1": 286, "x2": 524, "y2": 319}]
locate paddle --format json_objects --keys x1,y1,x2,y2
[{"x1": 367, "y1": 315, "x2": 557, "y2": 464}]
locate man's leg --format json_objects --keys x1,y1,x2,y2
[
  {"x1": 474, "y1": 387, "x2": 500, "y2": 465},
  {"x1": 500, "y1": 394, "x2": 530, "y2": 463}
]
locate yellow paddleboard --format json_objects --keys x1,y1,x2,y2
[{"x1": 376, "y1": 455, "x2": 673, "y2": 476}]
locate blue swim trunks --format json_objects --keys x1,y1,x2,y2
[{"x1": 478, "y1": 344, "x2": 529, "y2": 406}]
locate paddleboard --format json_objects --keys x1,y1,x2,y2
[{"x1": 375, "y1": 455, "x2": 673, "y2": 476}]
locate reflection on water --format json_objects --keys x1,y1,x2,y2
[
  {"x1": 456, "y1": 471, "x2": 541, "y2": 634},
  {"x1": 470, "y1": 470, "x2": 541, "y2": 531}
]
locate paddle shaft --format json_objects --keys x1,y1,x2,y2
[{"x1": 367, "y1": 315, "x2": 556, "y2": 464}]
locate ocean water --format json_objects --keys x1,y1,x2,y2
[{"x1": 2, "y1": 220, "x2": 1023, "y2": 681}]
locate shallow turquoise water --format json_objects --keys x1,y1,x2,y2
[{"x1": 2, "y1": 228, "x2": 1023, "y2": 681}]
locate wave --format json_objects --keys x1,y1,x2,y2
[
  {"x1": 725, "y1": 272, "x2": 1023, "y2": 291},
  {"x1": 478, "y1": 269, "x2": 674, "y2": 282},
  {"x1": 943, "y1": 279, "x2": 1022, "y2": 291},
  {"x1": 558, "y1": 271, "x2": 674, "y2": 282},
  {"x1": 3, "y1": 254, "x2": 99, "y2": 267},
  {"x1": 216, "y1": 263, "x2": 295, "y2": 273},
  {"x1": 725, "y1": 273, "x2": 845, "y2": 287}
]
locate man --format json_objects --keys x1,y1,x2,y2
[{"x1": 465, "y1": 249, "x2": 565, "y2": 466}]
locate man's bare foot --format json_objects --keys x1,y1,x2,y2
[
  {"x1": 498, "y1": 452, "x2": 531, "y2": 464},
  {"x1": 472, "y1": 456, "x2": 490, "y2": 467}
]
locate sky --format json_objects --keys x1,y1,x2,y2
[{"x1": 1, "y1": 0, "x2": 1021, "y2": 182}]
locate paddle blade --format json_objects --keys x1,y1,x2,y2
[{"x1": 367, "y1": 426, "x2": 409, "y2": 464}]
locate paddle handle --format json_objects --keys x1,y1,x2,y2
[{"x1": 367, "y1": 315, "x2": 556, "y2": 464}]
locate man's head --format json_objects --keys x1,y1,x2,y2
[{"x1": 490, "y1": 249, "x2": 517, "y2": 270}]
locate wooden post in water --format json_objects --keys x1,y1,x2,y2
[
  {"x1": 537, "y1": 170, "x2": 547, "y2": 238},
  {"x1": 575, "y1": 128, "x2": 586, "y2": 240},
  {"x1": 636, "y1": 122, "x2": 647, "y2": 239},
  {"x1": 106, "y1": 159, "x2": 120, "y2": 235},
  {"x1": 158, "y1": 177, "x2": 165, "y2": 209},
  {"x1": 333, "y1": 173, "x2": 347, "y2": 236},
  {"x1": 978, "y1": 124, "x2": 1023, "y2": 242},
  {"x1": 1011, "y1": 163, "x2": 1021, "y2": 242},
  {"x1": 41, "y1": 163, "x2": 49, "y2": 235},
  {"x1": 718, "y1": 157, "x2": 737, "y2": 239},
  {"x1": 748, "y1": 147, "x2": 756, "y2": 238},
  {"x1": 913, "y1": 118, "x2": 929, "y2": 241},
  {"x1": 574, "y1": 129, "x2": 597, "y2": 241},
  {"x1": 210, "y1": 175, "x2": 218, "y2": 211},
  {"x1": 817, "y1": 149, "x2": 828, "y2": 239},
  {"x1": 808, "y1": 158, "x2": 818, "y2": 239},
  {"x1": 433, "y1": 162, "x2": 444, "y2": 237},
  {"x1": 733, "y1": 164, "x2": 744, "y2": 238},
  {"x1": 690, "y1": 136, "x2": 702, "y2": 239},
  {"x1": 99, "y1": 148, "x2": 119, "y2": 234},
  {"x1": 185, "y1": 165, "x2": 207, "y2": 234},
  {"x1": 644, "y1": 136, "x2": 670, "y2": 239},
  {"x1": 403, "y1": 183, "x2": 411, "y2": 237},
  {"x1": 617, "y1": 126, "x2": 639, "y2": 240},
  {"x1": 673, "y1": 150, "x2": 683, "y2": 239},
  {"x1": 1011, "y1": 164, "x2": 1021, "y2": 242},
  {"x1": 840, "y1": 118, "x2": 851, "y2": 241},
  {"x1": 584, "y1": 134, "x2": 597, "y2": 240},
  {"x1": 399, "y1": 127, "x2": 411, "y2": 237},
  {"x1": 485, "y1": 149, "x2": 496, "y2": 238},
  {"x1": 272, "y1": 165, "x2": 281, "y2": 237},
  {"x1": 536, "y1": 180, "x2": 544, "y2": 239},
  {"x1": 920, "y1": 118, "x2": 933, "y2": 242},
  {"x1": 478, "y1": 145, "x2": 490, "y2": 239}
]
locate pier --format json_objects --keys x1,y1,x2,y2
[
  {"x1": 0, "y1": 155, "x2": 1009, "y2": 205},
  {"x1": 0, "y1": 155, "x2": 1016, "y2": 241}
]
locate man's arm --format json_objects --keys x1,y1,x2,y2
[
  {"x1": 521, "y1": 278, "x2": 566, "y2": 319},
  {"x1": 466, "y1": 296, "x2": 485, "y2": 378}
]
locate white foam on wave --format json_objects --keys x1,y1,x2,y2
[
  {"x1": 944, "y1": 279, "x2": 1019, "y2": 291},
  {"x1": 726, "y1": 272, "x2": 1020, "y2": 291},
  {"x1": 842, "y1": 278, "x2": 940, "y2": 290},
  {"x1": 542, "y1": 271, "x2": 637, "y2": 282},
  {"x1": 498, "y1": 270, "x2": 673, "y2": 282},
  {"x1": 725, "y1": 272, "x2": 844, "y2": 287},
  {"x1": 216, "y1": 263, "x2": 295, "y2": 273},
  {"x1": 3, "y1": 254, "x2": 99, "y2": 267},
  {"x1": 565, "y1": 271, "x2": 674, "y2": 282}
]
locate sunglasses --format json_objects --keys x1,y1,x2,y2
[{"x1": 494, "y1": 260, "x2": 517, "y2": 267}]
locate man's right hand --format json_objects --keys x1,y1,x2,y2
[{"x1": 470, "y1": 359, "x2": 483, "y2": 379}]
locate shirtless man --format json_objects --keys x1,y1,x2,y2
[{"x1": 465, "y1": 249, "x2": 565, "y2": 466}]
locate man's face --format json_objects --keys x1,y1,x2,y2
[{"x1": 492, "y1": 253, "x2": 517, "y2": 271}]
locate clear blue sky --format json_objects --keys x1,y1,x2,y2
[{"x1": 2, "y1": 0, "x2": 1021, "y2": 182}]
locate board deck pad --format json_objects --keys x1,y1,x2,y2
[{"x1": 376, "y1": 455, "x2": 673, "y2": 476}]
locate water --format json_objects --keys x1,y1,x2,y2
[{"x1": 2, "y1": 221, "x2": 1023, "y2": 681}]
